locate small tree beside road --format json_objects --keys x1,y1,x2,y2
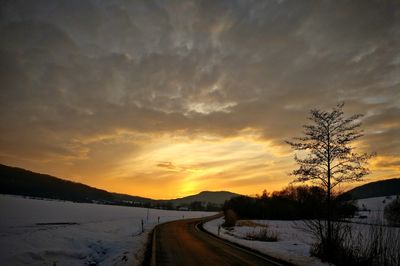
[{"x1": 286, "y1": 103, "x2": 375, "y2": 260}]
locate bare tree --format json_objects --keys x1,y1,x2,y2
[{"x1": 286, "y1": 103, "x2": 374, "y2": 250}]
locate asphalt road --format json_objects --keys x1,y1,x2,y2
[{"x1": 150, "y1": 216, "x2": 288, "y2": 266}]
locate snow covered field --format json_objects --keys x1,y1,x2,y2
[
  {"x1": 0, "y1": 195, "x2": 215, "y2": 266},
  {"x1": 204, "y1": 218, "x2": 328, "y2": 266},
  {"x1": 1, "y1": 194, "x2": 397, "y2": 265},
  {"x1": 204, "y1": 195, "x2": 399, "y2": 266},
  {"x1": 352, "y1": 195, "x2": 397, "y2": 224}
]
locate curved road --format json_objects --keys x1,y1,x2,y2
[{"x1": 150, "y1": 216, "x2": 289, "y2": 266}]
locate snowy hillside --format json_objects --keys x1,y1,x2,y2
[
  {"x1": 0, "y1": 195, "x2": 215, "y2": 265},
  {"x1": 352, "y1": 195, "x2": 397, "y2": 223},
  {"x1": 355, "y1": 195, "x2": 396, "y2": 211}
]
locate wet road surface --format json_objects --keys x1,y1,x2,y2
[{"x1": 151, "y1": 216, "x2": 289, "y2": 266}]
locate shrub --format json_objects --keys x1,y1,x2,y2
[
  {"x1": 245, "y1": 227, "x2": 278, "y2": 242},
  {"x1": 236, "y1": 220, "x2": 267, "y2": 227},
  {"x1": 223, "y1": 209, "x2": 238, "y2": 227},
  {"x1": 304, "y1": 219, "x2": 400, "y2": 266},
  {"x1": 306, "y1": 220, "x2": 356, "y2": 264},
  {"x1": 384, "y1": 196, "x2": 400, "y2": 226}
]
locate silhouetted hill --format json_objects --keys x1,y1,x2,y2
[
  {"x1": 169, "y1": 191, "x2": 240, "y2": 205},
  {"x1": 344, "y1": 178, "x2": 400, "y2": 200},
  {"x1": 0, "y1": 164, "x2": 236, "y2": 210},
  {"x1": 0, "y1": 164, "x2": 152, "y2": 205}
]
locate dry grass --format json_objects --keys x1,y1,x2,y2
[
  {"x1": 304, "y1": 219, "x2": 400, "y2": 266},
  {"x1": 245, "y1": 227, "x2": 279, "y2": 242},
  {"x1": 236, "y1": 220, "x2": 268, "y2": 228}
]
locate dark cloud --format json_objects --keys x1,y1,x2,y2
[
  {"x1": 0, "y1": 0, "x2": 399, "y2": 192},
  {"x1": 375, "y1": 159, "x2": 400, "y2": 169}
]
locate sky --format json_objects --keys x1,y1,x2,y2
[{"x1": 0, "y1": 0, "x2": 399, "y2": 199}]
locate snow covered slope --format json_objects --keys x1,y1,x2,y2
[
  {"x1": 352, "y1": 195, "x2": 397, "y2": 223},
  {"x1": 0, "y1": 195, "x2": 215, "y2": 265},
  {"x1": 355, "y1": 195, "x2": 396, "y2": 211}
]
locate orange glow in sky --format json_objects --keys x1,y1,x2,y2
[{"x1": 1, "y1": 1, "x2": 399, "y2": 199}]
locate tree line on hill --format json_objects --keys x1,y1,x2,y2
[
  {"x1": 148, "y1": 200, "x2": 221, "y2": 211},
  {"x1": 223, "y1": 185, "x2": 357, "y2": 222}
]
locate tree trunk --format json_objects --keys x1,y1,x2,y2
[
  {"x1": 327, "y1": 170, "x2": 331, "y2": 251},
  {"x1": 327, "y1": 129, "x2": 332, "y2": 256}
]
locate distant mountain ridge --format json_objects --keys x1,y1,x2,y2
[
  {"x1": 170, "y1": 191, "x2": 239, "y2": 205},
  {"x1": 0, "y1": 164, "x2": 238, "y2": 208},
  {"x1": 344, "y1": 178, "x2": 400, "y2": 200}
]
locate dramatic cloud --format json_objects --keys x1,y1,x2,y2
[{"x1": 1, "y1": 0, "x2": 399, "y2": 198}]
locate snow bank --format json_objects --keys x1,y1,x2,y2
[
  {"x1": 0, "y1": 195, "x2": 215, "y2": 265},
  {"x1": 204, "y1": 218, "x2": 329, "y2": 266}
]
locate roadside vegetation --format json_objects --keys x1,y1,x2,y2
[
  {"x1": 305, "y1": 218, "x2": 400, "y2": 266},
  {"x1": 222, "y1": 186, "x2": 354, "y2": 244},
  {"x1": 245, "y1": 227, "x2": 279, "y2": 242},
  {"x1": 221, "y1": 104, "x2": 400, "y2": 265},
  {"x1": 286, "y1": 103, "x2": 379, "y2": 265}
]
